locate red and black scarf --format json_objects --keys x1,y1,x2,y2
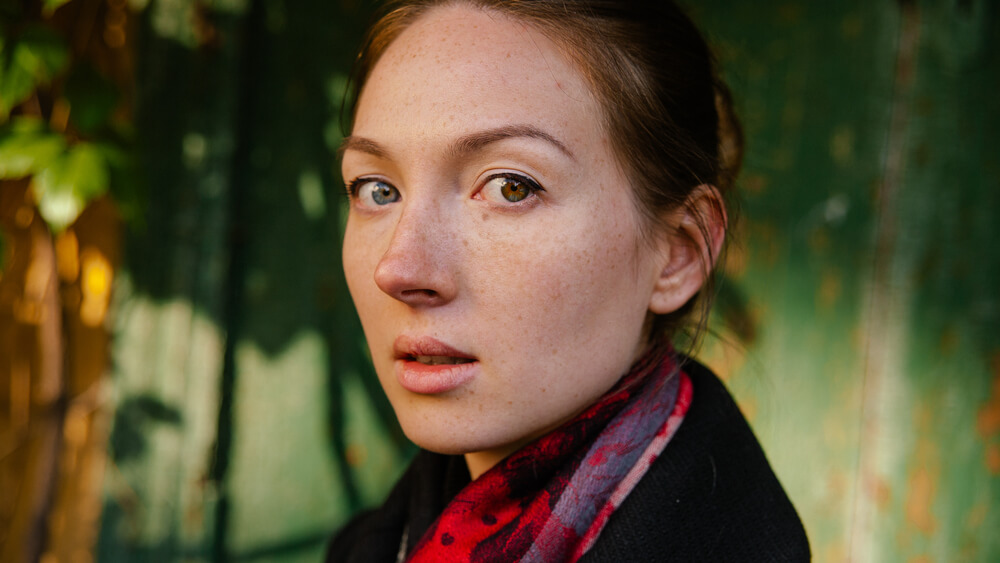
[{"x1": 405, "y1": 345, "x2": 693, "y2": 562}]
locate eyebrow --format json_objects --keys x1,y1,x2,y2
[
  {"x1": 338, "y1": 136, "x2": 389, "y2": 159},
  {"x1": 339, "y1": 124, "x2": 576, "y2": 161}
]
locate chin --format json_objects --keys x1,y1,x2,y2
[
  {"x1": 396, "y1": 413, "x2": 518, "y2": 457},
  {"x1": 401, "y1": 423, "x2": 482, "y2": 456}
]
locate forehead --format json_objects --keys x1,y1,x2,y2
[{"x1": 353, "y1": 5, "x2": 603, "y2": 153}]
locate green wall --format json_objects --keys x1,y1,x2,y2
[{"x1": 99, "y1": 0, "x2": 999, "y2": 561}]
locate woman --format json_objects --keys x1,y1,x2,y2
[{"x1": 329, "y1": 0, "x2": 809, "y2": 561}]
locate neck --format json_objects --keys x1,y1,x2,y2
[{"x1": 464, "y1": 449, "x2": 512, "y2": 481}]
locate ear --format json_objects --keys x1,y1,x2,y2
[{"x1": 648, "y1": 185, "x2": 727, "y2": 315}]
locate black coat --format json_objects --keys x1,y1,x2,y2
[{"x1": 327, "y1": 360, "x2": 811, "y2": 562}]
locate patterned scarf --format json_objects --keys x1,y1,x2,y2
[{"x1": 405, "y1": 345, "x2": 693, "y2": 563}]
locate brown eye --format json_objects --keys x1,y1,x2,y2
[
  {"x1": 500, "y1": 179, "x2": 531, "y2": 202},
  {"x1": 480, "y1": 174, "x2": 543, "y2": 205}
]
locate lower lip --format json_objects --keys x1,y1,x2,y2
[{"x1": 396, "y1": 359, "x2": 479, "y2": 394}]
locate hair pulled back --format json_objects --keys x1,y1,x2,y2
[{"x1": 346, "y1": 0, "x2": 743, "y2": 343}]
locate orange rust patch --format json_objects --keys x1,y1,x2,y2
[
  {"x1": 976, "y1": 352, "x2": 1000, "y2": 438},
  {"x1": 345, "y1": 443, "x2": 368, "y2": 467},
  {"x1": 820, "y1": 542, "x2": 847, "y2": 563},
  {"x1": 871, "y1": 475, "x2": 892, "y2": 511},
  {"x1": 938, "y1": 326, "x2": 958, "y2": 356},
  {"x1": 742, "y1": 173, "x2": 769, "y2": 194},
  {"x1": 808, "y1": 227, "x2": 831, "y2": 254},
  {"x1": 749, "y1": 222, "x2": 781, "y2": 266},
  {"x1": 986, "y1": 444, "x2": 1000, "y2": 475},
  {"x1": 817, "y1": 269, "x2": 841, "y2": 310},
  {"x1": 908, "y1": 556, "x2": 932, "y2": 563},
  {"x1": 904, "y1": 466, "x2": 938, "y2": 535},
  {"x1": 965, "y1": 502, "x2": 988, "y2": 530},
  {"x1": 722, "y1": 241, "x2": 748, "y2": 278},
  {"x1": 913, "y1": 403, "x2": 933, "y2": 431}
]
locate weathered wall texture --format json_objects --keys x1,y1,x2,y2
[
  {"x1": 87, "y1": 0, "x2": 998, "y2": 561},
  {"x1": 694, "y1": 1, "x2": 1000, "y2": 560}
]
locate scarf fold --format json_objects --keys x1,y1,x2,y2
[{"x1": 405, "y1": 345, "x2": 693, "y2": 563}]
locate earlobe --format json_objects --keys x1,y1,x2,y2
[{"x1": 647, "y1": 185, "x2": 727, "y2": 315}]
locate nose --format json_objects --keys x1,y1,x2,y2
[{"x1": 373, "y1": 202, "x2": 458, "y2": 308}]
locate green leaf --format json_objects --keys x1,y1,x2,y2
[
  {"x1": 33, "y1": 142, "x2": 110, "y2": 231},
  {"x1": 14, "y1": 26, "x2": 69, "y2": 81},
  {"x1": 42, "y1": 0, "x2": 72, "y2": 16},
  {"x1": 0, "y1": 26, "x2": 69, "y2": 119},
  {"x1": 0, "y1": 117, "x2": 67, "y2": 178},
  {"x1": 65, "y1": 65, "x2": 120, "y2": 134},
  {"x1": 0, "y1": 56, "x2": 36, "y2": 118}
]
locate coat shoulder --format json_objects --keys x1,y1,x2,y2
[{"x1": 582, "y1": 360, "x2": 811, "y2": 562}]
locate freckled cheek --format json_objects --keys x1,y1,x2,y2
[
  {"x1": 342, "y1": 232, "x2": 371, "y2": 292},
  {"x1": 342, "y1": 233, "x2": 363, "y2": 295},
  {"x1": 342, "y1": 221, "x2": 392, "y2": 322},
  {"x1": 465, "y1": 218, "x2": 630, "y2": 337}
]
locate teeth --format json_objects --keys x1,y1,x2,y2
[{"x1": 414, "y1": 355, "x2": 473, "y2": 365}]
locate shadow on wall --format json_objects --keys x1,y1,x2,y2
[{"x1": 96, "y1": 0, "x2": 417, "y2": 561}]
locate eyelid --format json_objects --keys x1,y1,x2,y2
[{"x1": 475, "y1": 171, "x2": 545, "y2": 204}]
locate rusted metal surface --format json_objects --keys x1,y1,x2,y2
[
  {"x1": 84, "y1": 1, "x2": 999, "y2": 561},
  {"x1": 696, "y1": 0, "x2": 1000, "y2": 560}
]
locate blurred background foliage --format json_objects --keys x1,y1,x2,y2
[
  {"x1": 0, "y1": 0, "x2": 138, "y2": 234},
  {"x1": 0, "y1": 0, "x2": 998, "y2": 562},
  {"x1": 1, "y1": 0, "x2": 136, "y2": 561}
]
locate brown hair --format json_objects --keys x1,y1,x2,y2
[{"x1": 345, "y1": 0, "x2": 743, "y2": 345}]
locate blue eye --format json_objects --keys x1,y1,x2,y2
[
  {"x1": 349, "y1": 179, "x2": 400, "y2": 209},
  {"x1": 478, "y1": 173, "x2": 543, "y2": 204}
]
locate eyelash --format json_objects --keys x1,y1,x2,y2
[
  {"x1": 483, "y1": 172, "x2": 544, "y2": 196},
  {"x1": 344, "y1": 177, "x2": 379, "y2": 199}
]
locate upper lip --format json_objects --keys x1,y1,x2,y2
[{"x1": 393, "y1": 335, "x2": 476, "y2": 361}]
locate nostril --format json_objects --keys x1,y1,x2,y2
[
  {"x1": 397, "y1": 288, "x2": 444, "y2": 307},
  {"x1": 401, "y1": 289, "x2": 438, "y2": 298}
]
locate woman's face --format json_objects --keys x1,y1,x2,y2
[{"x1": 341, "y1": 5, "x2": 668, "y2": 473}]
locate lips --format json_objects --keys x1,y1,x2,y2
[
  {"x1": 393, "y1": 334, "x2": 476, "y2": 362},
  {"x1": 393, "y1": 335, "x2": 479, "y2": 394},
  {"x1": 412, "y1": 355, "x2": 475, "y2": 365}
]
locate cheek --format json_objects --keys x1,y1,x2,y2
[
  {"x1": 341, "y1": 221, "x2": 369, "y2": 300},
  {"x1": 342, "y1": 218, "x2": 389, "y2": 328},
  {"x1": 466, "y1": 206, "x2": 644, "y2": 344}
]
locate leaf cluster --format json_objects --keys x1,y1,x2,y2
[{"x1": 0, "y1": 0, "x2": 139, "y2": 268}]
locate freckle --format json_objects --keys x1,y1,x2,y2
[
  {"x1": 481, "y1": 212, "x2": 490, "y2": 221},
  {"x1": 508, "y1": 401, "x2": 513, "y2": 406}
]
